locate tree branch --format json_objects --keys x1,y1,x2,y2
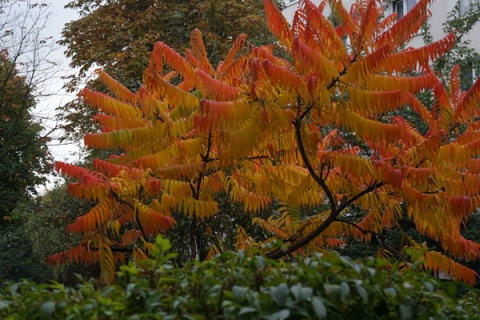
[
  {"x1": 110, "y1": 191, "x2": 148, "y2": 241},
  {"x1": 337, "y1": 181, "x2": 384, "y2": 213},
  {"x1": 266, "y1": 180, "x2": 385, "y2": 260},
  {"x1": 336, "y1": 218, "x2": 399, "y2": 256},
  {"x1": 294, "y1": 117, "x2": 337, "y2": 212}
]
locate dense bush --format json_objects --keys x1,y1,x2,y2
[{"x1": 1, "y1": 236, "x2": 478, "y2": 319}]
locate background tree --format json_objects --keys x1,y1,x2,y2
[
  {"x1": 0, "y1": 181, "x2": 99, "y2": 284},
  {"x1": 0, "y1": 198, "x2": 51, "y2": 282},
  {"x1": 0, "y1": 53, "x2": 50, "y2": 218},
  {"x1": 0, "y1": 0, "x2": 55, "y2": 221},
  {"x1": 0, "y1": 0, "x2": 66, "y2": 283}
]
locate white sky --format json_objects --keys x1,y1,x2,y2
[{"x1": 34, "y1": 1, "x2": 81, "y2": 191}]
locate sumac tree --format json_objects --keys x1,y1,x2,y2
[
  {"x1": 51, "y1": 0, "x2": 480, "y2": 285},
  {"x1": 58, "y1": 0, "x2": 285, "y2": 143}
]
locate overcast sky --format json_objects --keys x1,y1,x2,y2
[
  {"x1": 41, "y1": 1, "x2": 79, "y2": 158},
  {"x1": 35, "y1": 1, "x2": 81, "y2": 191}
]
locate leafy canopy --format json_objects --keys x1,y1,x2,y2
[
  {"x1": 58, "y1": 0, "x2": 285, "y2": 142},
  {"x1": 0, "y1": 51, "x2": 51, "y2": 219},
  {"x1": 52, "y1": 0, "x2": 480, "y2": 285}
]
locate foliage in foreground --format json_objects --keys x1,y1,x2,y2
[{"x1": 2, "y1": 236, "x2": 479, "y2": 320}]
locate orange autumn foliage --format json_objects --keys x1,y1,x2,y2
[{"x1": 50, "y1": 0, "x2": 480, "y2": 285}]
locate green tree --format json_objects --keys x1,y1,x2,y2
[
  {"x1": 0, "y1": 0, "x2": 57, "y2": 219},
  {"x1": 0, "y1": 199, "x2": 52, "y2": 282},
  {"x1": 0, "y1": 51, "x2": 52, "y2": 219},
  {"x1": 0, "y1": 0, "x2": 64, "y2": 282},
  {"x1": 0, "y1": 181, "x2": 100, "y2": 284}
]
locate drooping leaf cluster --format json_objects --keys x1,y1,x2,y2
[
  {"x1": 58, "y1": 0, "x2": 285, "y2": 143},
  {"x1": 52, "y1": 0, "x2": 480, "y2": 285}
]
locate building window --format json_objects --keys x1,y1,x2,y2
[
  {"x1": 393, "y1": 0, "x2": 404, "y2": 19},
  {"x1": 461, "y1": 64, "x2": 478, "y2": 90},
  {"x1": 393, "y1": 0, "x2": 417, "y2": 20},
  {"x1": 343, "y1": 36, "x2": 352, "y2": 54}
]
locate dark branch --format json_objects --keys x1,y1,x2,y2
[
  {"x1": 336, "y1": 218, "x2": 400, "y2": 256},
  {"x1": 110, "y1": 191, "x2": 149, "y2": 241},
  {"x1": 294, "y1": 117, "x2": 337, "y2": 212},
  {"x1": 266, "y1": 181, "x2": 385, "y2": 260},
  {"x1": 337, "y1": 181, "x2": 385, "y2": 213}
]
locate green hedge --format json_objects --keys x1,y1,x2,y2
[{"x1": 1, "y1": 236, "x2": 479, "y2": 319}]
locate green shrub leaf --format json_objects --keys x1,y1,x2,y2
[
  {"x1": 239, "y1": 307, "x2": 257, "y2": 315},
  {"x1": 39, "y1": 301, "x2": 55, "y2": 320},
  {"x1": 266, "y1": 309, "x2": 290, "y2": 320},
  {"x1": 312, "y1": 296, "x2": 327, "y2": 319},
  {"x1": 271, "y1": 283, "x2": 289, "y2": 306}
]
